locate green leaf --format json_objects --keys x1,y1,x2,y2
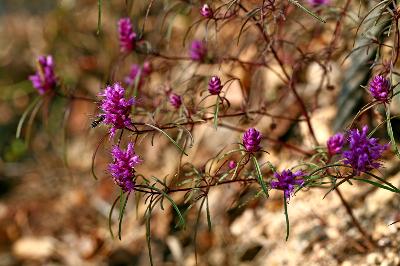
[
  {"x1": 108, "y1": 195, "x2": 121, "y2": 239},
  {"x1": 283, "y1": 195, "x2": 290, "y2": 241},
  {"x1": 97, "y1": 0, "x2": 102, "y2": 35},
  {"x1": 194, "y1": 197, "x2": 206, "y2": 265},
  {"x1": 217, "y1": 148, "x2": 246, "y2": 161},
  {"x1": 16, "y1": 96, "x2": 42, "y2": 139},
  {"x1": 175, "y1": 124, "x2": 194, "y2": 148},
  {"x1": 386, "y1": 107, "x2": 400, "y2": 159},
  {"x1": 118, "y1": 191, "x2": 130, "y2": 240},
  {"x1": 150, "y1": 186, "x2": 186, "y2": 228},
  {"x1": 287, "y1": 0, "x2": 326, "y2": 23},
  {"x1": 353, "y1": 177, "x2": 398, "y2": 193},
  {"x1": 213, "y1": 97, "x2": 219, "y2": 129},
  {"x1": 266, "y1": 161, "x2": 277, "y2": 173},
  {"x1": 145, "y1": 205, "x2": 154, "y2": 266},
  {"x1": 363, "y1": 171, "x2": 399, "y2": 192},
  {"x1": 145, "y1": 123, "x2": 188, "y2": 156},
  {"x1": 206, "y1": 195, "x2": 212, "y2": 231},
  {"x1": 91, "y1": 133, "x2": 109, "y2": 180},
  {"x1": 252, "y1": 156, "x2": 269, "y2": 197}
]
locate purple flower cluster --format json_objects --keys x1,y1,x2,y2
[
  {"x1": 125, "y1": 61, "x2": 152, "y2": 87},
  {"x1": 200, "y1": 4, "x2": 213, "y2": 18},
  {"x1": 169, "y1": 93, "x2": 182, "y2": 109},
  {"x1": 342, "y1": 126, "x2": 388, "y2": 174},
  {"x1": 327, "y1": 133, "x2": 345, "y2": 155},
  {"x1": 307, "y1": 0, "x2": 330, "y2": 6},
  {"x1": 271, "y1": 170, "x2": 305, "y2": 199},
  {"x1": 208, "y1": 76, "x2": 222, "y2": 95},
  {"x1": 369, "y1": 75, "x2": 390, "y2": 103},
  {"x1": 189, "y1": 40, "x2": 207, "y2": 62},
  {"x1": 118, "y1": 18, "x2": 137, "y2": 53},
  {"x1": 99, "y1": 83, "x2": 135, "y2": 136},
  {"x1": 242, "y1": 128, "x2": 262, "y2": 152},
  {"x1": 109, "y1": 142, "x2": 142, "y2": 192},
  {"x1": 29, "y1": 55, "x2": 57, "y2": 95}
]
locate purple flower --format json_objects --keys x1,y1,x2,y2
[
  {"x1": 29, "y1": 55, "x2": 57, "y2": 95},
  {"x1": 189, "y1": 40, "x2": 207, "y2": 62},
  {"x1": 242, "y1": 128, "x2": 262, "y2": 152},
  {"x1": 125, "y1": 62, "x2": 152, "y2": 87},
  {"x1": 109, "y1": 142, "x2": 142, "y2": 192},
  {"x1": 369, "y1": 75, "x2": 390, "y2": 103},
  {"x1": 327, "y1": 133, "x2": 345, "y2": 155},
  {"x1": 99, "y1": 83, "x2": 135, "y2": 136},
  {"x1": 307, "y1": 0, "x2": 330, "y2": 6},
  {"x1": 228, "y1": 160, "x2": 237, "y2": 169},
  {"x1": 342, "y1": 126, "x2": 388, "y2": 174},
  {"x1": 208, "y1": 76, "x2": 222, "y2": 95},
  {"x1": 169, "y1": 93, "x2": 182, "y2": 109},
  {"x1": 271, "y1": 169, "x2": 305, "y2": 199},
  {"x1": 118, "y1": 18, "x2": 137, "y2": 53},
  {"x1": 200, "y1": 4, "x2": 213, "y2": 18}
]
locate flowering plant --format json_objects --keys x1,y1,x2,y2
[{"x1": 12, "y1": 0, "x2": 400, "y2": 264}]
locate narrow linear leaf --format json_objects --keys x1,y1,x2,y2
[
  {"x1": 151, "y1": 187, "x2": 185, "y2": 228},
  {"x1": 16, "y1": 96, "x2": 41, "y2": 139},
  {"x1": 194, "y1": 197, "x2": 206, "y2": 265},
  {"x1": 91, "y1": 133, "x2": 109, "y2": 180},
  {"x1": 175, "y1": 124, "x2": 194, "y2": 148},
  {"x1": 145, "y1": 206, "x2": 154, "y2": 266},
  {"x1": 108, "y1": 195, "x2": 121, "y2": 239},
  {"x1": 353, "y1": 177, "x2": 398, "y2": 193},
  {"x1": 62, "y1": 106, "x2": 71, "y2": 169},
  {"x1": 217, "y1": 148, "x2": 246, "y2": 161},
  {"x1": 213, "y1": 97, "x2": 219, "y2": 129},
  {"x1": 97, "y1": 0, "x2": 102, "y2": 35},
  {"x1": 252, "y1": 156, "x2": 269, "y2": 197},
  {"x1": 145, "y1": 123, "x2": 188, "y2": 156},
  {"x1": 266, "y1": 161, "x2": 277, "y2": 173},
  {"x1": 363, "y1": 171, "x2": 399, "y2": 191},
  {"x1": 287, "y1": 0, "x2": 326, "y2": 23},
  {"x1": 206, "y1": 195, "x2": 212, "y2": 231},
  {"x1": 25, "y1": 95, "x2": 43, "y2": 145},
  {"x1": 118, "y1": 191, "x2": 130, "y2": 240},
  {"x1": 386, "y1": 107, "x2": 400, "y2": 159}
]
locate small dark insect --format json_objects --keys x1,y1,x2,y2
[{"x1": 91, "y1": 115, "x2": 105, "y2": 128}]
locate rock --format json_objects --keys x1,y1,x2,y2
[
  {"x1": 12, "y1": 236, "x2": 55, "y2": 260},
  {"x1": 341, "y1": 261, "x2": 352, "y2": 266},
  {"x1": 366, "y1": 252, "x2": 382, "y2": 265}
]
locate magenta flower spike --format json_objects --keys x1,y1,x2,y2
[
  {"x1": 327, "y1": 133, "x2": 345, "y2": 155},
  {"x1": 271, "y1": 169, "x2": 305, "y2": 200},
  {"x1": 342, "y1": 126, "x2": 388, "y2": 174},
  {"x1": 29, "y1": 55, "x2": 57, "y2": 95},
  {"x1": 109, "y1": 142, "x2": 142, "y2": 192},
  {"x1": 99, "y1": 83, "x2": 135, "y2": 136},
  {"x1": 243, "y1": 128, "x2": 262, "y2": 152},
  {"x1": 208, "y1": 76, "x2": 222, "y2": 95},
  {"x1": 369, "y1": 75, "x2": 390, "y2": 103},
  {"x1": 200, "y1": 4, "x2": 213, "y2": 18},
  {"x1": 169, "y1": 93, "x2": 182, "y2": 109},
  {"x1": 189, "y1": 40, "x2": 207, "y2": 62},
  {"x1": 118, "y1": 18, "x2": 137, "y2": 53}
]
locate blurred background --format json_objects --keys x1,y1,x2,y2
[{"x1": 1, "y1": 0, "x2": 400, "y2": 265}]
